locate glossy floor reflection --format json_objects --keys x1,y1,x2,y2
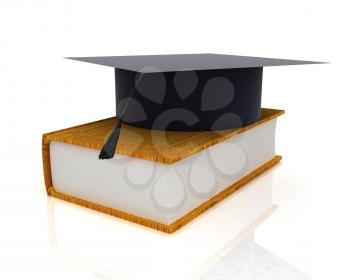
[
  {"x1": 200, "y1": 233, "x2": 309, "y2": 280},
  {"x1": 46, "y1": 169, "x2": 309, "y2": 280}
]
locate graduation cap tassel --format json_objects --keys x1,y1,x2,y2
[
  {"x1": 98, "y1": 73, "x2": 144, "y2": 160},
  {"x1": 98, "y1": 119, "x2": 122, "y2": 159}
]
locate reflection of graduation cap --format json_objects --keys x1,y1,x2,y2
[{"x1": 67, "y1": 53, "x2": 322, "y2": 159}]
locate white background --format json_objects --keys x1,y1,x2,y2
[{"x1": 0, "y1": 0, "x2": 348, "y2": 279}]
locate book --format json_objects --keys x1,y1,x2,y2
[{"x1": 42, "y1": 108, "x2": 284, "y2": 233}]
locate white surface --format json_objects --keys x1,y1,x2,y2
[
  {"x1": 50, "y1": 119, "x2": 277, "y2": 224},
  {"x1": 200, "y1": 233, "x2": 310, "y2": 280},
  {"x1": 0, "y1": 1, "x2": 348, "y2": 279}
]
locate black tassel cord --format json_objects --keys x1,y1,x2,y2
[
  {"x1": 98, "y1": 73, "x2": 144, "y2": 160},
  {"x1": 98, "y1": 119, "x2": 122, "y2": 159}
]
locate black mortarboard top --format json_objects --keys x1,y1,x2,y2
[{"x1": 67, "y1": 53, "x2": 322, "y2": 159}]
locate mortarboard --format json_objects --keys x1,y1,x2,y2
[{"x1": 67, "y1": 53, "x2": 322, "y2": 159}]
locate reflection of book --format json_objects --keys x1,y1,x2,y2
[
  {"x1": 200, "y1": 233, "x2": 310, "y2": 280},
  {"x1": 48, "y1": 172, "x2": 278, "y2": 280},
  {"x1": 43, "y1": 108, "x2": 283, "y2": 233}
]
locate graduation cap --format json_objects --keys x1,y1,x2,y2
[{"x1": 67, "y1": 53, "x2": 322, "y2": 159}]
